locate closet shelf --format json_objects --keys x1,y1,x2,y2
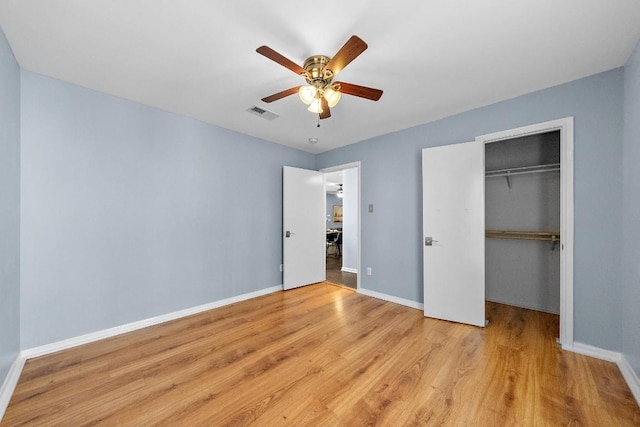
[{"x1": 485, "y1": 229, "x2": 560, "y2": 242}]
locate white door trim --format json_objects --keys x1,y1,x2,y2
[
  {"x1": 320, "y1": 162, "x2": 361, "y2": 290},
  {"x1": 476, "y1": 117, "x2": 574, "y2": 348}
]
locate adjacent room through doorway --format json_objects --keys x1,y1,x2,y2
[{"x1": 324, "y1": 167, "x2": 358, "y2": 289}]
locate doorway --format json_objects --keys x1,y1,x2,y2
[
  {"x1": 484, "y1": 131, "x2": 561, "y2": 315},
  {"x1": 321, "y1": 162, "x2": 361, "y2": 290}
]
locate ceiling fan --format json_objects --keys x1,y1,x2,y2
[{"x1": 256, "y1": 35, "x2": 383, "y2": 120}]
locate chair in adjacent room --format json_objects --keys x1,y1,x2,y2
[{"x1": 327, "y1": 231, "x2": 342, "y2": 258}]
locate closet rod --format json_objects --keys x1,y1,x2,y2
[{"x1": 485, "y1": 163, "x2": 560, "y2": 178}]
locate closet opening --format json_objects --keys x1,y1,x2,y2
[{"x1": 484, "y1": 130, "x2": 561, "y2": 333}]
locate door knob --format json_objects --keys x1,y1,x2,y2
[{"x1": 425, "y1": 237, "x2": 439, "y2": 246}]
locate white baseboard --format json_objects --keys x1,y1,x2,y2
[
  {"x1": 618, "y1": 354, "x2": 640, "y2": 406},
  {"x1": 358, "y1": 287, "x2": 423, "y2": 310},
  {"x1": 341, "y1": 267, "x2": 358, "y2": 274},
  {"x1": 564, "y1": 341, "x2": 622, "y2": 363},
  {"x1": 22, "y1": 285, "x2": 282, "y2": 359},
  {"x1": 0, "y1": 354, "x2": 26, "y2": 422}
]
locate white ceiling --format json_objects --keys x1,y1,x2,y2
[{"x1": 1, "y1": 1, "x2": 639, "y2": 154}]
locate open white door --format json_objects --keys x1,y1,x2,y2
[
  {"x1": 422, "y1": 142, "x2": 485, "y2": 327},
  {"x1": 283, "y1": 166, "x2": 326, "y2": 290}
]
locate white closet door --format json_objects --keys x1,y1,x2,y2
[{"x1": 422, "y1": 142, "x2": 485, "y2": 327}]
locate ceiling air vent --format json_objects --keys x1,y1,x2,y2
[{"x1": 246, "y1": 105, "x2": 279, "y2": 120}]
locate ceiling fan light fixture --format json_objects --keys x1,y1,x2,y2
[
  {"x1": 257, "y1": 36, "x2": 382, "y2": 121},
  {"x1": 298, "y1": 85, "x2": 316, "y2": 104},
  {"x1": 307, "y1": 97, "x2": 323, "y2": 114},
  {"x1": 324, "y1": 87, "x2": 341, "y2": 108}
]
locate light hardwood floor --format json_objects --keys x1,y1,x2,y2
[{"x1": 3, "y1": 283, "x2": 639, "y2": 426}]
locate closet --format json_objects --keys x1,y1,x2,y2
[{"x1": 484, "y1": 131, "x2": 560, "y2": 314}]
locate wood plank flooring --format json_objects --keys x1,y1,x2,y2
[{"x1": 3, "y1": 283, "x2": 639, "y2": 426}]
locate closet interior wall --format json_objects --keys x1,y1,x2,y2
[{"x1": 485, "y1": 131, "x2": 561, "y2": 314}]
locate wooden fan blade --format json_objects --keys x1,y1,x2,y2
[
  {"x1": 320, "y1": 97, "x2": 331, "y2": 119},
  {"x1": 256, "y1": 46, "x2": 306, "y2": 76},
  {"x1": 335, "y1": 82, "x2": 383, "y2": 101},
  {"x1": 261, "y1": 86, "x2": 301, "y2": 103},
  {"x1": 323, "y1": 35, "x2": 368, "y2": 77}
]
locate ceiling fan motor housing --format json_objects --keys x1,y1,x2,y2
[{"x1": 303, "y1": 55, "x2": 334, "y2": 90}]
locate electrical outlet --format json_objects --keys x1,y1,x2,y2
[
  {"x1": 368, "y1": 204, "x2": 374, "y2": 213},
  {"x1": 279, "y1": 264, "x2": 283, "y2": 272},
  {"x1": 367, "y1": 267, "x2": 372, "y2": 276}
]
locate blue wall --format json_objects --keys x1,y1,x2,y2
[
  {"x1": 317, "y1": 68, "x2": 625, "y2": 351},
  {"x1": 0, "y1": 29, "x2": 20, "y2": 386},
  {"x1": 19, "y1": 72, "x2": 315, "y2": 348},
  {"x1": 622, "y1": 40, "x2": 640, "y2": 377}
]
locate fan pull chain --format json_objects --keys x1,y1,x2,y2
[{"x1": 317, "y1": 114, "x2": 320, "y2": 128}]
